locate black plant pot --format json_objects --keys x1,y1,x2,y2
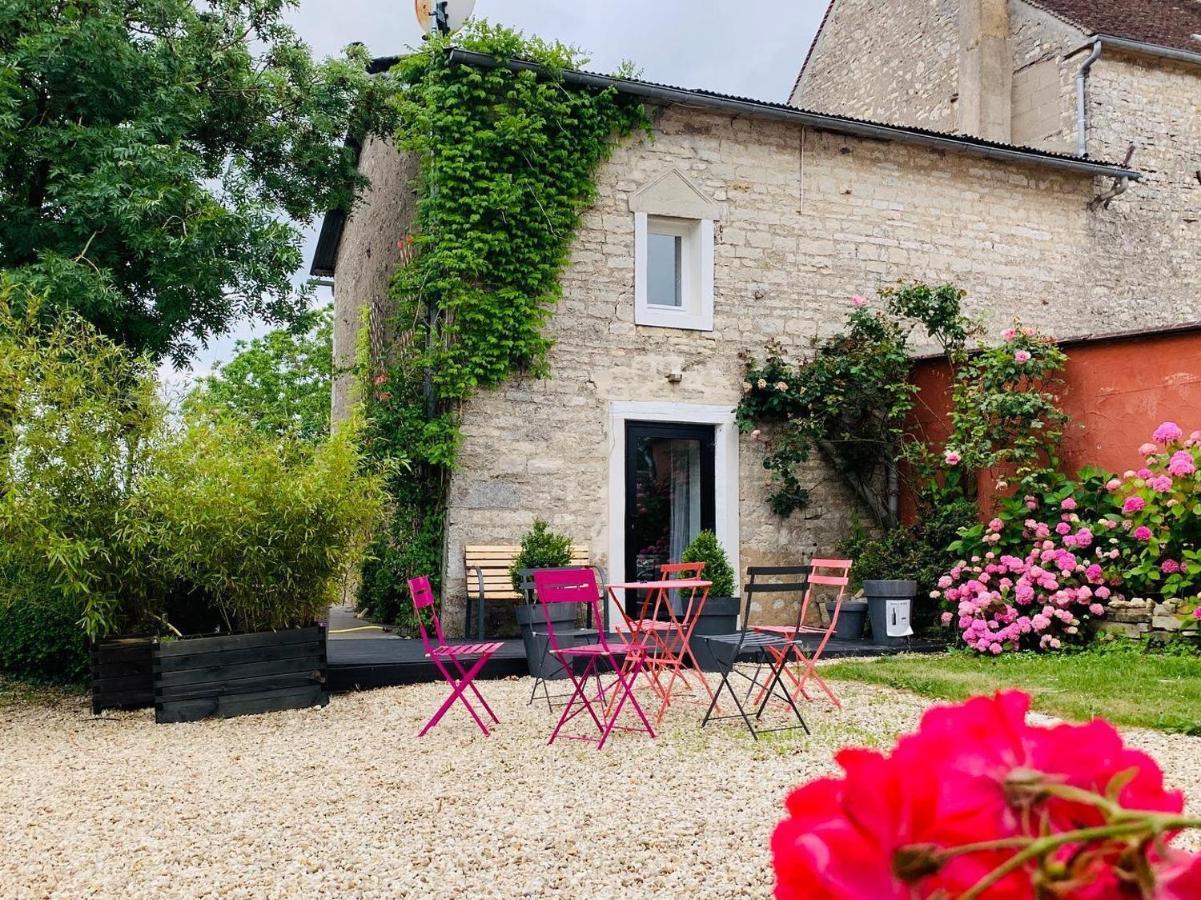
[
  {"x1": 516, "y1": 603, "x2": 579, "y2": 680},
  {"x1": 827, "y1": 600, "x2": 868, "y2": 642},
  {"x1": 864, "y1": 580, "x2": 917, "y2": 647},
  {"x1": 686, "y1": 596, "x2": 741, "y2": 671}
]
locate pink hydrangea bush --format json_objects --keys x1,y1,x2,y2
[
  {"x1": 934, "y1": 503, "x2": 1124, "y2": 653},
  {"x1": 1110, "y1": 423, "x2": 1201, "y2": 603}
]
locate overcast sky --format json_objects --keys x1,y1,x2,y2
[{"x1": 170, "y1": 0, "x2": 826, "y2": 383}]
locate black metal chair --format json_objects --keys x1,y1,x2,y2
[
  {"x1": 699, "y1": 565, "x2": 814, "y2": 740},
  {"x1": 517, "y1": 566, "x2": 605, "y2": 710}
]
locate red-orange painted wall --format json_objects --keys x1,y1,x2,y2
[{"x1": 905, "y1": 328, "x2": 1201, "y2": 518}]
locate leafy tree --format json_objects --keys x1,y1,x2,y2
[
  {"x1": 0, "y1": 0, "x2": 398, "y2": 361},
  {"x1": 196, "y1": 306, "x2": 333, "y2": 441}
]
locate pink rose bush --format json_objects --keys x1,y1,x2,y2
[{"x1": 773, "y1": 692, "x2": 1201, "y2": 899}]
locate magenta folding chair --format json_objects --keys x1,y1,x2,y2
[
  {"x1": 408, "y1": 576, "x2": 503, "y2": 737},
  {"x1": 533, "y1": 567, "x2": 656, "y2": 750}
]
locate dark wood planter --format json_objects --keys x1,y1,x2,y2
[
  {"x1": 91, "y1": 636, "x2": 156, "y2": 714},
  {"x1": 153, "y1": 625, "x2": 328, "y2": 724}
]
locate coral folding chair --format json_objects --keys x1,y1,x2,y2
[
  {"x1": 408, "y1": 576, "x2": 503, "y2": 737},
  {"x1": 699, "y1": 566, "x2": 813, "y2": 741},
  {"x1": 752, "y1": 558, "x2": 852, "y2": 709},
  {"x1": 621, "y1": 562, "x2": 715, "y2": 722},
  {"x1": 533, "y1": 567, "x2": 655, "y2": 750}
]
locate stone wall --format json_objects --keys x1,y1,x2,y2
[
  {"x1": 330, "y1": 139, "x2": 420, "y2": 423},
  {"x1": 1084, "y1": 51, "x2": 1201, "y2": 330},
  {"x1": 438, "y1": 102, "x2": 1171, "y2": 634},
  {"x1": 1102, "y1": 598, "x2": 1195, "y2": 642},
  {"x1": 790, "y1": 0, "x2": 960, "y2": 132}
]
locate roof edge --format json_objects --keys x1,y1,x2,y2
[
  {"x1": 449, "y1": 49, "x2": 1140, "y2": 180},
  {"x1": 911, "y1": 320, "x2": 1201, "y2": 363},
  {"x1": 1092, "y1": 34, "x2": 1201, "y2": 68},
  {"x1": 787, "y1": 0, "x2": 837, "y2": 105}
]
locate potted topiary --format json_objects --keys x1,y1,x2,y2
[
  {"x1": 510, "y1": 518, "x2": 578, "y2": 679},
  {"x1": 680, "y1": 530, "x2": 740, "y2": 670},
  {"x1": 839, "y1": 526, "x2": 925, "y2": 647}
]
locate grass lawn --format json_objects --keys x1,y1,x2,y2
[{"x1": 824, "y1": 646, "x2": 1201, "y2": 735}]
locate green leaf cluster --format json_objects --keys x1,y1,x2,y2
[
  {"x1": 0, "y1": 286, "x2": 384, "y2": 679},
  {"x1": 195, "y1": 306, "x2": 334, "y2": 442},
  {"x1": 0, "y1": 0, "x2": 399, "y2": 361},
  {"x1": 509, "y1": 518, "x2": 574, "y2": 592},
  {"x1": 358, "y1": 24, "x2": 647, "y2": 627},
  {"x1": 680, "y1": 530, "x2": 736, "y2": 598}
]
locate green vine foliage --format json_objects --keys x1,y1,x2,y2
[
  {"x1": 357, "y1": 24, "x2": 648, "y2": 630},
  {"x1": 736, "y1": 283, "x2": 974, "y2": 523}
]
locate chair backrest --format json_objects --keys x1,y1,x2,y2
[
  {"x1": 532, "y1": 567, "x2": 607, "y2": 654},
  {"x1": 407, "y1": 576, "x2": 446, "y2": 654},
  {"x1": 738, "y1": 566, "x2": 813, "y2": 642},
  {"x1": 659, "y1": 561, "x2": 706, "y2": 617},
  {"x1": 465, "y1": 544, "x2": 591, "y2": 603},
  {"x1": 659, "y1": 561, "x2": 705, "y2": 579},
  {"x1": 802, "y1": 558, "x2": 853, "y2": 630}
]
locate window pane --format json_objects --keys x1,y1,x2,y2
[{"x1": 647, "y1": 231, "x2": 682, "y2": 307}]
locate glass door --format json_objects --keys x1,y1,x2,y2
[{"x1": 624, "y1": 422, "x2": 716, "y2": 589}]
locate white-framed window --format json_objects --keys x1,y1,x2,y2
[{"x1": 634, "y1": 211, "x2": 714, "y2": 331}]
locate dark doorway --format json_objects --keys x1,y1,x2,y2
[{"x1": 624, "y1": 422, "x2": 716, "y2": 587}]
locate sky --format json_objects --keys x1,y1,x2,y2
[{"x1": 168, "y1": 0, "x2": 827, "y2": 384}]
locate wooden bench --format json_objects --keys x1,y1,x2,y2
[{"x1": 463, "y1": 545, "x2": 590, "y2": 640}]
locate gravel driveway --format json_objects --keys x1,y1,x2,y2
[{"x1": 3, "y1": 677, "x2": 1198, "y2": 899}]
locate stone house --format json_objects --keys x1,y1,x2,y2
[{"x1": 313, "y1": 2, "x2": 1199, "y2": 631}]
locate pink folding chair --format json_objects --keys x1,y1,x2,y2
[
  {"x1": 533, "y1": 567, "x2": 656, "y2": 750},
  {"x1": 408, "y1": 576, "x2": 503, "y2": 737},
  {"x1": 752, "y1": 558, "x2": 853, "y2": 709}
]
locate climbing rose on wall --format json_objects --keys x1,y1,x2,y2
[{"x1": 772, "y1": 692, "x2": 1201, "y2": 900}]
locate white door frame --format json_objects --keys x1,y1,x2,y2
[{"x1": 606, "y1": 401, "x2": 740, "y2": 627}]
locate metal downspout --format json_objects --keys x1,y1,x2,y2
[{"x1": 1076, "y1": 40, "x2": 1103, "y2": 158}]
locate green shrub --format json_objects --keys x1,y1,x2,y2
[
  {"x1": 0, "y1": 290, "x2": 164, "y2": 643},
  {"x1": 510, "y1": 518, "x2": 574, "y2": 592},
  {"x1": 357, "y1": 501, "x2": 443, "y2": 637},
  {"x1": 0, "y1": 598, "x2": 89, "y2": 684},
  {"x1": 680, "y1": 530, "x2": 737, "y2": 597},
  {"x1": 140, "y1": 404, "x2": 384, "y2": 634},
  {"x1": 840, "y1": 498, "x2": 975, "y2": 632}
]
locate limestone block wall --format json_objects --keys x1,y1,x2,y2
[
  {"x1": 1008, "y1": 0, "x2": 1080, "y2": 151},
  {"x1": 791, "y1": 0, "x2": 960, "y2": 132},
  {"x1": 439, "y1": 102, "x2": 1157, "y2": 633},
  {"x1": 1084, "y1": 52, "x2": 1201, "y2": 330},
  {"x1": 330, "y1": 139, "x2": 420, "y2": 424}
]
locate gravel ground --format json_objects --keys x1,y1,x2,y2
[{"x1": 3, "y1": 676, "x2": 1198, "y2": 899}]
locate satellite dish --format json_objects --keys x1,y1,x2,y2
[{"x1": 414, "y1": 0, "x2": 476, "y2": 36}]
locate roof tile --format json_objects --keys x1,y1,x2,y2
[{"x1": 1030, "y1": 0, "x2": 1201, "y2": 54}]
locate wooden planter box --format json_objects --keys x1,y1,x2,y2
[
  {"x1": 153, "y1": 625, "x2": 328, "y2": 724},
  {"x1": 91, "y1": 636, "x2": 156, "y2": 714}
]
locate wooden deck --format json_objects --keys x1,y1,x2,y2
[
  {"x1": 327, "y1": 637, "x2": 528, "y2": 692},
  {"x1": 324, "y1": 605, "x2": 946, "y2": 693}
]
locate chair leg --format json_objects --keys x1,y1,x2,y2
[
  {"x1": 754, "y1": 649, "x2": 810, "y2": 735},
  {"x1": 449, "y1": 654, "x2": 500, "y2": 724},
  {"x1": 701, "y1": 646, "x2": 760, "y2": 740},
  {"x1": 548, "y1": 656, "x2": 605, "y2": 745},
  {"x1": 597, "y1": 654, "x2": 655, "y2": 750},
  {"x1": 477, "y1": 596, "x2": 485, "y2": 641},
  {"x1": 420, "y1": 653, "x2": 495, "y2": 737}
]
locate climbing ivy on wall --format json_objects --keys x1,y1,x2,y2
[{"x1": 358, "y1": 24, "x2": 648, "y2": 629}]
